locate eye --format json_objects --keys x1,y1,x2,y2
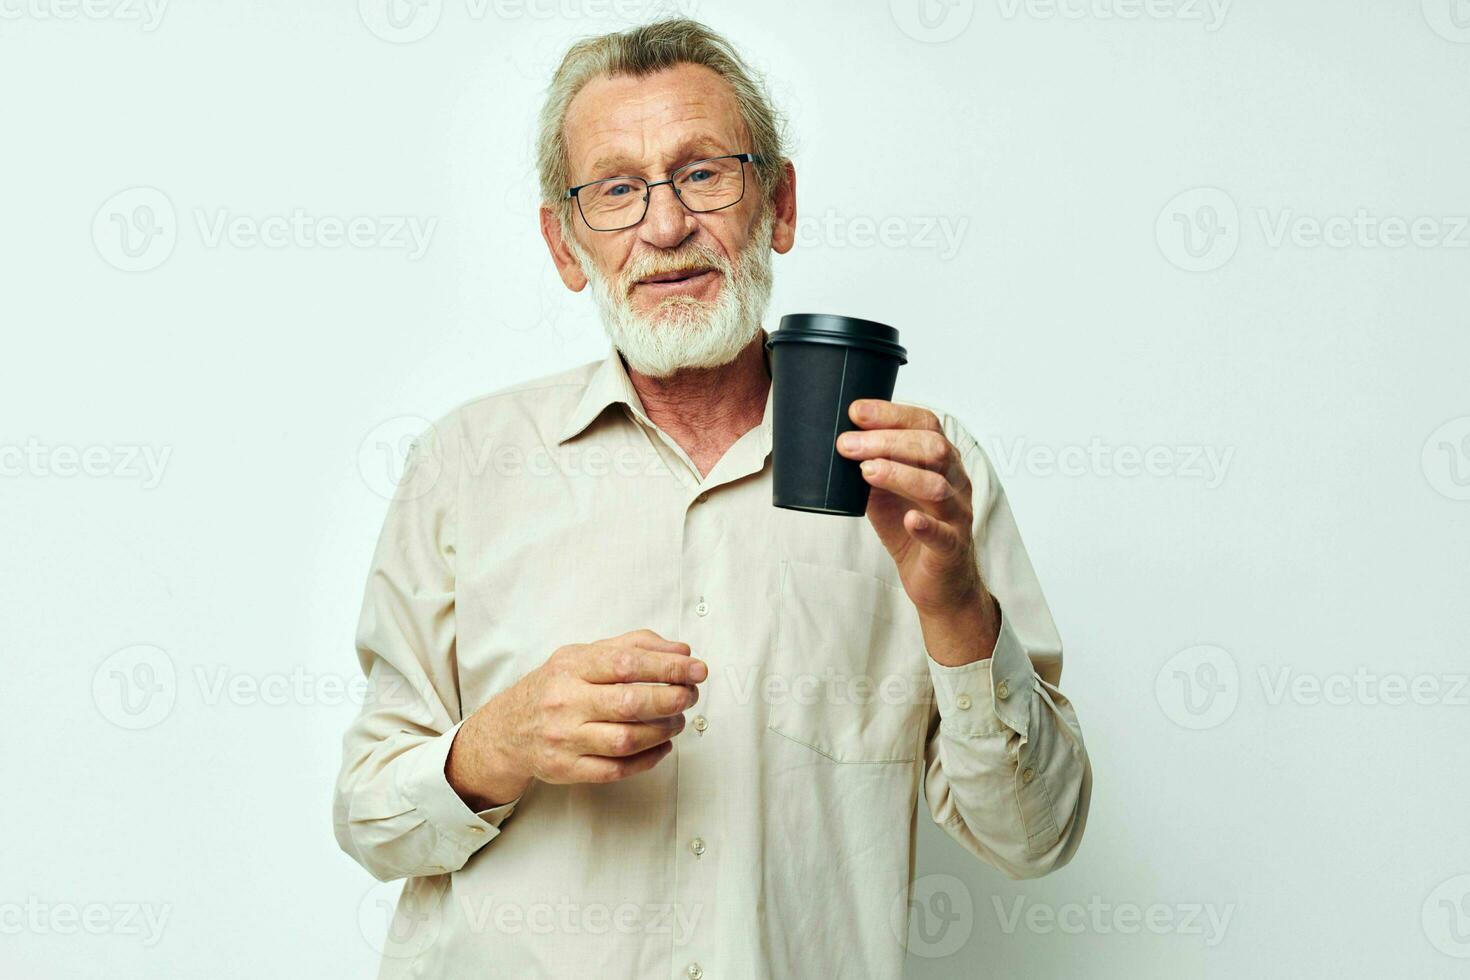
[
  {"x1": 590, "y1": 179, "x2": 641, "y2": 200},
  {"x1": 686, "y1": 168, "x2": 714, "y2": 183}
]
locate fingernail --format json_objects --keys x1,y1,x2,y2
[
  {"x1": 860, "y1": 459, "x2": 877, "y2": 475},
  {"x1": 690, "y1": 660, "x2": 708, "y2": 682}
]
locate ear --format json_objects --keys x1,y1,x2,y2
[
  {"x1": 540, "y1": 205, "x2": 589, "y2": 291},
  {"x1": 769, "y1": 159, "x2": 798, "y2": 255}
]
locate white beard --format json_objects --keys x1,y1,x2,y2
[{"x1": 568, "y1": 205, "x2": 776, "y2": 378}]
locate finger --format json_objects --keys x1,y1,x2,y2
[
  {"x1": 568, "y1": 740, "x2": 674, "y2": 784},
  {"x1": 589, "y1": 679, "x2": 699, "y2": 722},
  {"x1": 595, "y1": 628, "x2": 691, "y2": 655},
  {"x1": 835, "y1": 427, "x2": 957, "y2": 475},
  {"x1": 903, "y1": 508, "x2": 969, "y2": 558},
  {"x1": 577, "y1": 718, "x2": 686, "y2": 758},
  {"x1": 579, "y1": 645, "x2": 709, "y2": 685},
  {"x1": 858, "y1": 458, "x2": 969, "y2": 522},
  {"x1": 847, "y1": 399, "x2": 943, "y2": 434}
]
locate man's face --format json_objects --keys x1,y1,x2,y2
[{"x1": 543, "y1": 62, "x2": 796, "y2": 377}]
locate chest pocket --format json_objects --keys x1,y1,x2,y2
[{"x1": 768, "y1": 558, "x2": 934, "y2": 764}]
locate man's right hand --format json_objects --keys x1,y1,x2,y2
[{"x1": 446, "y1": 628, "x2": 705, "y2": 811}]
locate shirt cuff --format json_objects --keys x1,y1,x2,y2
[
  {"x1": 926, "y1": 606, "x2": 1035, "y2": 738},
  {"x1": 400, "y1": 720, "x2": 522, "y2": 871}
]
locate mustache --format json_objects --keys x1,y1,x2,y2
[{"x1": 622, "y1": 244, "x2": 731, "y2": 293}]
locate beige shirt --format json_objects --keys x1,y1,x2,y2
[{"x1": 333, "y1": 328, "x2": 1092, "y2": 979}]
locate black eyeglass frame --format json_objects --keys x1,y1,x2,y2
[{"x1": 565, "y1": 152, "x2": 762, "y2": 232}]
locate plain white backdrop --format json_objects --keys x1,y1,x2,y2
[{"x1": 3, "y1": 1, "x2": 1469, "y2": 976}]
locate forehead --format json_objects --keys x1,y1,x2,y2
[{"x1": 564, "y1": 62, "x2": 749, "y2": 179}]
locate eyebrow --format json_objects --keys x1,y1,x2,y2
[{"x1": 584, "y1": 137, "x2": 731, "y2": 182}]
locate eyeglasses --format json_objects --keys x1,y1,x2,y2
[{"x1": 566, "y1": 152, "x2": 760, "y2": 232}]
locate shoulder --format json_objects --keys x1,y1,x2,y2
[
  {"x1": 428, "y1": 357, "x2": 604, "y2": 448},
  {"x1": 892, "y1": 396, "x2": 985, "y2": 460}
]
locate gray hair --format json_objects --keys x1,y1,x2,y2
[{"x1": 536, "y1": 17, "x2": 789, "y2": 231}]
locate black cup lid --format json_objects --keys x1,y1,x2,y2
[{"x1": 766, "y1": 313, "x2": 908, "y2": 363}]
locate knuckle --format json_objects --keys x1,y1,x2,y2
[
  {"x1": 924, "y1": 432, "x2": 950, "y2": 466},
  {"x1": 613, "y1": 649, "x2": 639, "y2": 682},
  {"x1": 922, "y1": 473, "x2": 950, "y2": 503},
  {"x1": 609, "y1": 729, "x2": 636, "y2": 756},
  {"x1": 594, "y1": 761, "x2": 626, "y2": 784}
]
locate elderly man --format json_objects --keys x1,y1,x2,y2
[{"x1": 334, "y1": 17, "x2": 1091, "y2": 979}]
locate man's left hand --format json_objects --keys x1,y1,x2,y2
[{"x1": 835, "y1": 399, "x2": 1000, "y2": 664}]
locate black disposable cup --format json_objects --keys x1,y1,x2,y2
[{"x1": 765, "y1": 313, "x2": 908, "y2": 516}]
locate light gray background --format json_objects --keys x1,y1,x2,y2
[{"x1": 3, "y1": 1, "x2": 1469, "y2": 977}]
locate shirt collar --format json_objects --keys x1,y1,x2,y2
[{"x1": 556, "y1": 326, "x2": 774, "y2": 453}]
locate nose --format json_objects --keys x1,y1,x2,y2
[{"x1": 638, "y1": 181, "x2": 698, "y2": 249}]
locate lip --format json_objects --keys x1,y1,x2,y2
[{"x1": 634, "y1": 268, "x2": 719, "y2": 294}]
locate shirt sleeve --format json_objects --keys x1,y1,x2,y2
[
  {"x1": 332, "y1": 409, "x2": 520, "y2": 882},
  {"x1": 920, "y1": 414, "x2": 1093, "y2": 880}
]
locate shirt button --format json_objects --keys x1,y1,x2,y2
[
  {"x1": 996, "y1": 679, "x2": 1010, "y2": 700},
  {"x1": 1022, "y1": 767, "x2": 1035, "y2": 784},
  {"x1": 686, "y1": 964, "x2": 704, "y2": 980},
  {"x1": 689, "y1": 837, "x2": 706, "y2": 857},
  {"x1": 467, "y1": 825, "x2": 485, "y2": 834},
  {"x1": 955, "y1": 694, "x2": 972, "y2": 710},
  {"x1": 695, "y1": 599, "x2": 709, "y2": 617},
  {"x1": 693, "y1": 714, "x2": 708, "y2": 733},
  {"x1": 695, "y1": 491, "x2": 709, "y2": 504}
]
